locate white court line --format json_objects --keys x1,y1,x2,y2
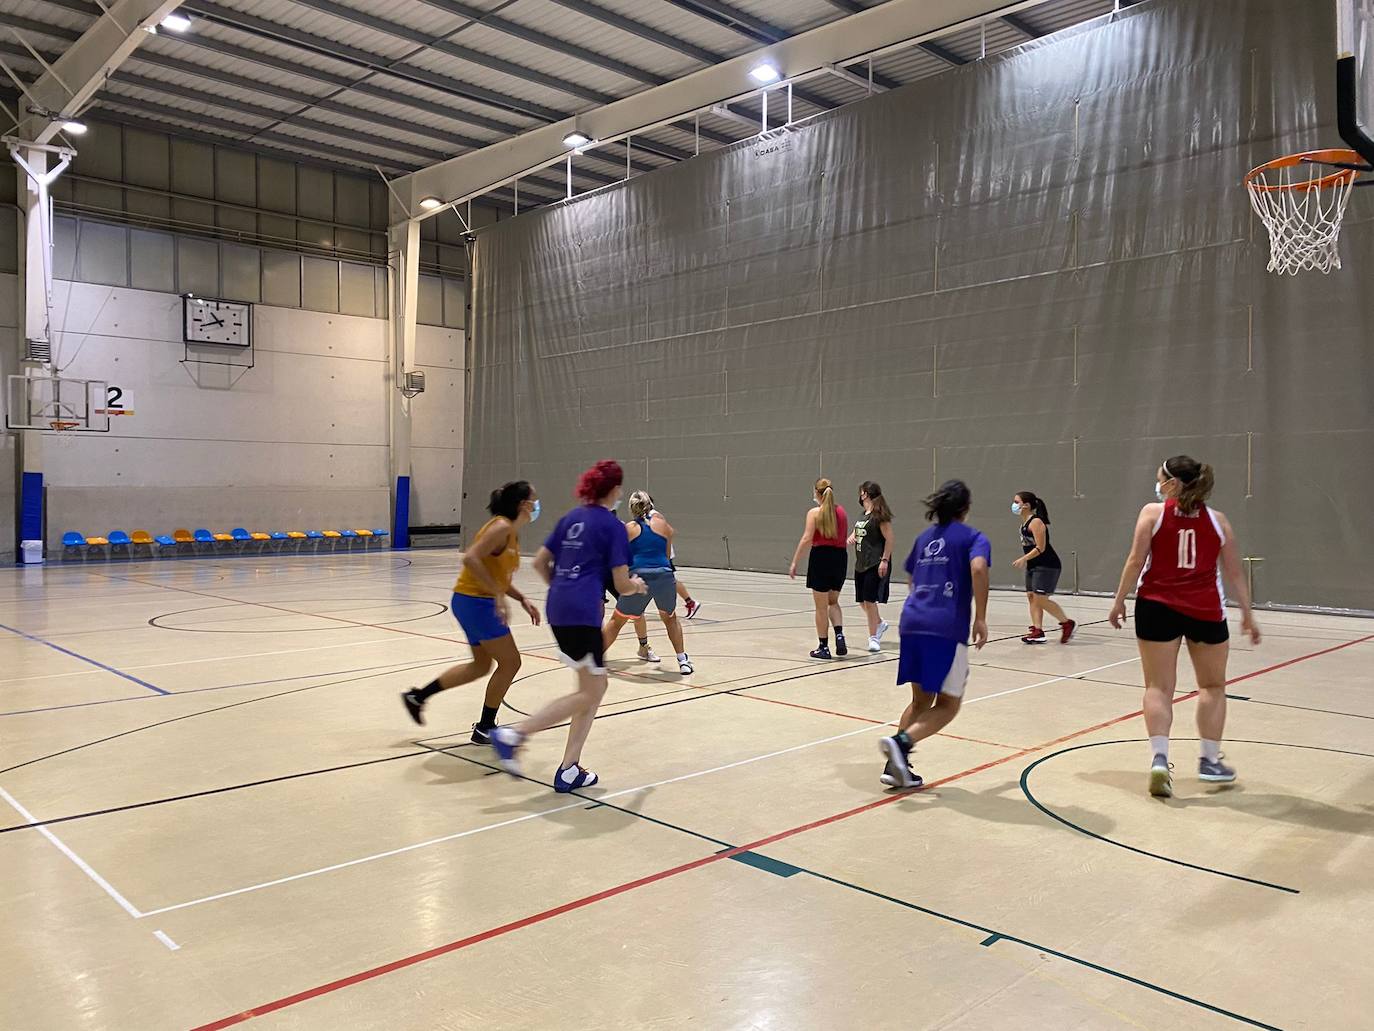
[
  {"x1": 153, "y1": 930, "x2": 181, "y2": 951},
  {"x1": 135, "y1": 654, "x2": 1140, "y2": 918},
  {"x1": 0, "y1": 786, "x2": 144, "y2": 918}
]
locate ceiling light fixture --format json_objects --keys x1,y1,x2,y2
[
  {"x1": 61, "y1": 120, "x2": 88, "y2": 135},
  {"x1": 749, "y1": 62, "x2": 781, "y2": 84},
  {"x1": 160, "y1": 12, "x2": 193, "y2": 31},
  {"x1": 562, "y1": 130, "x2": 592, "y2": 149},
  {"x1": 418, "y1": 196, "x2": 444, "y2": 210}
]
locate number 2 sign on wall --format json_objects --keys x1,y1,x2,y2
[{"x1": 96, "y1": 386, "x2": 134, "y2": 417}]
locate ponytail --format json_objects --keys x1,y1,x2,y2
[
  {"x1": 628, "y1": 490, "x2": 653, "y2": 520},
  {"x1": 924, "y1": 480, "x2": 971, "y2": 525},
  {"x1": 815, "y1": 478, "x2": 838, "y2": 539},
  {"x1": 487, "y1": 480, "x2": 533, "y2": 520},
  {"x1": 860, "y1": 480, "x2": 894, "y2": 524},
  {"x1": 1163, "y1": 455, "x2": 1214, "y2": 515},
  {"x1": 1017, "y1": 489, "x2": 1050, "y2": 525}
]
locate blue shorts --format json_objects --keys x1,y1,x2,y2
[
  {"x1": 896, "y1": 634, "x2": 969, "y2": 698},
  {"x1": 450, "y1": 592, "x2": 511, "y2": 646}
]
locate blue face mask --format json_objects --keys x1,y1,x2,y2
[
  {"x1": 529, "y1": 499, "x2": 541, "y2": 523},
  {"x1": 1010, "y1": 502, "x2": 1022, "y2": 515},
  {"x1": 1154, "y1": 482, "x2": 1165, "y2": 501},
  {"x1": 611, "y1": 499, "x2": 622, "y2": 512}
]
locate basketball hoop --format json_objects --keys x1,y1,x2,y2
[{"x1": 1245, "y1": 148, "x2": 1370, "y2": 274}]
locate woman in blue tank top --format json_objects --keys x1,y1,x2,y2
[{"x1": 603, "y1": 491, "x2": 694, "y2": 675}]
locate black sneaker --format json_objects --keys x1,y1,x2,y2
[
  {"x1": 401, "y1": 690, "x2": 425, "y2": 726},
  {"x1": 834, "y1": 633, "x2": 848, "y2": 657},
  {"x1": 810, "y1": 643, "x2": 833, "y2": 660},
  {"x1": 878, "y1": 736, "x2": 920, "y2": 788},
  {"x1": 470, "y1": 723, "x2": 493, "y2": 745}
]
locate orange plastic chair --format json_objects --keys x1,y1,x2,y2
[
  {"x1": 86, "y1": 534, "x2": 109, "y2": 546},
  {"x1": 212, "y1": 532, "x2": 234, "y2": 542},
  {"x1": 286, "y1": 531, "x2": 307, "y2": 539},
  {"x1": 355, "y1": 529, "x2": 374, "y2": 537},
  {"x1": 322, "y1": 530, "x2": 342, "y2": 539},
  {"x1": 250, "y1": 532, "x2": 271, "y2": 541},
  {"x1": 172, "y1": 528, "x2": 194, "y2": 544},
  {"x1": 131, "y1": 530, "x2": 153, "y2": 544}
]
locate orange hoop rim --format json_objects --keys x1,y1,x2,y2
[
  {"x1": 48, "y1": 420, "x2": 80, "y2": 431},
  {"x1": 1244, "y1": 148, "x2": 1365, "y2": 192}
]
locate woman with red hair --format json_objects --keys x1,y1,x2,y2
[{"x1": 492, "y1": 460, "x2": 645, "y2": 791}]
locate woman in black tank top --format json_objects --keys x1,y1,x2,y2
[{"x1": 1010, "y1": 491, "x2": 1075, "y2": 645}]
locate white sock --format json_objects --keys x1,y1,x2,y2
[
  {"x1": 1201, "y1": 739, "x2": 1221, "y2": 762},
  {"x1": 1149, "y1": 736, "x2": 1170, "y2": 762},
  {"x1": 677, "y1": 653, "x2": 688, "y2": 662}
]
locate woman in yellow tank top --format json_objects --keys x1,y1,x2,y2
[{"x1": 401, "y1": 480, "x2": 541, "y2": 741}]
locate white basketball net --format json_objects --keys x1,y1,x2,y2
[{"x1": 1246, "y1": 158, "x2": 1357, "y2": 275}]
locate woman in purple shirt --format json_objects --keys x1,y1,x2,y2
[{"x1": 492, "y1": 460, "x2": 645, "y2": 792}]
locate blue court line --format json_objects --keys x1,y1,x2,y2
[{"x1": 0, "y1": 621, "x2": 169, "y2": 695}]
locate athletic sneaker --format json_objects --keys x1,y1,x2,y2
[
  {"x1": 1148, "y1": 754, "x2": 1173, "y2": 798},
  {"x1": 1198, "y1": 756, "x2": 1237, "y2": 783},
  {"x1": 874, "y1": 620, "x2": 890, "y2": 643},
  {"x1": 470, "y1": 723, "x2": 492, "y2": 745},
  {"x1": 684, "y1": 599, "x2": 702, "y2": 619},
  {"x1": 835, "y1": 632, "x2": 848, "y2": 657},
  {"x1": 1059, "y1": 619, "x2": 1077, "y2": 644},
  {"x1": 490, "y1": 725, "x2": 524, "y2": 776},
  {"x1": 878, "y1": 736, "x2": 920, "y2": 789},
  {"x1": 554, "y1": 765, "x2": 599, "y2": 793},
  {"x1": 868, "y1": 636, "x2": 882, "y2": 653},
  {"x1": 1021, "y1": 626, "x2": 1047, "y2": 644},
  {"x1": 677, "y1": 655, "x2": 694, "y2": 675},
  {"x1": 810, "y1": 643, "x2": 833, "y2": 660},
  {"x1": 638, "y1": 644, "x2": 660, "y2": 663},
  {"x1": 400, "y1": 690, "x2": 426, "y2": 725}
]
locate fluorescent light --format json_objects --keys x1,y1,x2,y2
[
  {"x1": 749, "y1": 63, "x2": 781, "y2": 84},
  {"x1": 160, "y1": 12, "x2": 192, "y2": 31},
  {"x1": 418, "y1": 196, "x2": 444, "y2": 210},
  {"x1": 562, "y1": 130, "x2": 591, "y2": 149},
  {"x1": 61, "y1": 120, "x2": 88, "y2": 135}
]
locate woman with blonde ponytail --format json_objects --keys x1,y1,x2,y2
[{"x1": 790, "y1": 477, "x2": 850, "y2": 659}]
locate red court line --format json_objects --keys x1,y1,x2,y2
[
  {"x1": 190, "y1": 634, "x2": 1367, "y2": 1030},
  {"x1": 738, "y1": 692, "x2": 1025, "y2": 750}
]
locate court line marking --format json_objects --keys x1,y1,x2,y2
[
  {"x1": 135, "y1": 657, "x2": 1139, "y2": 918},
  {"x1": 153, "y1": 930, "x2": 181, "y2": 951},
  {"x1": 0, "y1": 621, "x2": 170, "y2": 695},
  {"x1": 186, "y1": 634, "x2": 1362, "y2": 1028},
  {"x1": 0, "y1": 786, "x2": 144, "y2": 918}
]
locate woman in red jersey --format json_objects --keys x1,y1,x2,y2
[
  {"x1": 790, "y1": 477, "x2": 850, "y2": 660},
  {"x1": 1108, "y1": 456, "x2": 1261, "y2": 798}
]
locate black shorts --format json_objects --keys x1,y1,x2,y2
[
  {"x1": 1026, "y1": 566, "x2": 1061, "y2": 595},
  {"x1": 1134, "y1": 597, "x2": 1229, "y2": 645},
  {"x1": 854, "y1": 565, "x2": 890, "y2": 604},
  {"x1": 551, "y1": 625, "x2": 607, "y2": 673},
  {"x1": 806, "y1": 546, "x2": 848, "y2": 593}
]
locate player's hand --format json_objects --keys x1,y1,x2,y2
[
  {"x1": 631, "y1": 576, "x2": 648, "y2": 595},
  {"x1": 496, "y1": 596, "x2": 510, "y2": 626},
  {"x1": 878, "y1": 559, "x2": 889, "y2": 576},
  {"x1": 1108, "y1": 600, "x2": 1127, "y2": 629},
  {"x1": 971, "y1": 618, "x2": 989, "y2": 650},
  {"x1": 1242, "y1": 614, "x2": 1261, "y2": 645},
  {"x1": 521, "y1": 598, "x2": 542, "y2": 626},
  {"x1": 788, "y1": 562, "x2": 798, "y2": 580},
  {"x1": 1012, "y1": 556, "x2": 1027, "y2": 570}
]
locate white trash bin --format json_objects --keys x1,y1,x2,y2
[{"x1": 21, "y1": 540, "x2": 44, "y2": 565}]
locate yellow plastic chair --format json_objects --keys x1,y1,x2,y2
[
  {"x1": 85, "y1": 534, "x2": 109, "y2": 546},
  {"x1": 286, "y1": 531, "x2": 307, "y2": 539},
  {"x1": 355, "y1": 529, "x2": 374, "y2": 537},
  {"x1": 173, "y1": 528, "x2": 194, "y2": 544},
  {"x1": 322, "y1": 530, "x2": 342, "y2": 539},
  {"x1": 213, "y1": 531, "x2": 234, "y2": 543},
  {"x1": 251, "y1": 532, "x2": 271, "y2": 541},
  {"x1": 131, "y1": 530, "x2": 153, "y2": 545}
]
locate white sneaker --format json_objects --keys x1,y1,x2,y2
[
  {"x1": 638, "y1": 645, "x2": 660, "y2": 663},
  {"x1": 677, "y1": 654, "x2": 694, "y2": 675},
  {"x1": 875, "y1": 620, "x2": 890, "y2": 642},
  {"x1": 868, "y1": 636, "x2": 881, "y2": 653}
]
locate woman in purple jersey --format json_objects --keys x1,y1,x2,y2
[
  {"x1": 491, "y1": 460, "x2": 645, "y2": 792},
  {"x1": 877, "y1": 480, "x2": 991, "y2": 789}
]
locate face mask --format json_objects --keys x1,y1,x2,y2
[
  {"x1": 1010, "y1": 502, "x2": 1022, "y2": 515},
  {"x1": 529, "y1": 499, "x2": 541, "y2": 523},
  {"x1": 1154, "y1": 482, "x2": 1165, "y2": 501},
  {"x1": 611, "y1": 499, "x2": 622, "y2": 512}
]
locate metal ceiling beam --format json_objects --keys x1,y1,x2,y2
[
  {"x1": 663, "y1": 0, "x2": 785, "y2": 45},
  {"x1": 821, "y1": 0, "x2": 868, "y2": 13},
  {"x1": 822, "y1": 63, "x2": 888, "y2": 93},
  {"x1": 1000, "y1": 12, "x2": 1044, "y2": 37},
  {"x1": 13, "y1": 0, "x2": 180, "y2": 143},
  {"x1": 545, "y1": 0, "x2": 721, "y2": 66},
  {"x1": 919, "y1": 40, "x2": 969, "y2": 65},
  {"x1": 415, "y1": 0, "x2": 668, "y2": 86},
  {"x1": 398, "y1": 0, "x2": 1060, "y2": 217}
]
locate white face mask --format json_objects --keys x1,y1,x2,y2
[
  {"x1": 1154, "y1": 482, "x2": 1166, "y2": 501},
  {"x1": 611, "y1": 499, "x2": 622, "y2": 511},
  {"x1": 1010, "y1": 502, "x2": 1022, "y2": 515}
]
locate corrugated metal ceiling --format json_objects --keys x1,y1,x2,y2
[{"x1": 1, "y1": 0, "x2": 1144, "y2": 207}]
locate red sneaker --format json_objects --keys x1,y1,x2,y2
[
  {"x1": 1021, "y1": 626, "x2": 1046, "y2": 644},
  {"x1": 1059, "y1": 619, "x2": 1077, "y2": 644}
]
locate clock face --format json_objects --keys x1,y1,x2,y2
[{"x1": 184, "y1": 297, "x2": 250, "y2": 346}]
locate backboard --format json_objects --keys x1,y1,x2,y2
[
  {"x1": 5, "y1": 375, "x2": 110, "y2": 432},
  {"x1": 1338, "y1": 0, "x2": 1374, "y2": 165}
]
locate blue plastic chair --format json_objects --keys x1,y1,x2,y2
[
  {"x1": 154, "y1": 535, "x2": 176, "y2": 547},
  {"x1": 306, "y1": 530, "x2": 325, "y2": 540},
  {"x1": 193, "y1": 529, "x2": 215, "y2": 544},
  {"x1": 108, "y1": 530, "x2": 131, "y2": 547},
  {"x1": 270, "y1": 531, "x2": 288, "y2": 541},
  {"x1": 62, "y1": 532, "x2": 86, "y2": 548},
  {"x1": 231, "y1": 528, "x2": 252, "y2": 542},
  {"x1": 371, "y1": 529, "x2": 390, "y2": 538},
  {"x1": 341, "y1": 529, "x2": 358, "y2": 538}
]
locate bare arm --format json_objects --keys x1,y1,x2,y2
[
  {"x1": 879, "y1": 520, "x2": 894, "y2": 567},
  {"x1": 533, "y1": 546, "x2": 555, "y2": 587},
  {"x1": 970, "y1": 556, "x2": 990, "y2": 649},
  {"x1": 611, "y1": 564, "x2": 644, "y2": 596},
  {"x1": 1216, "y1": 510, "x2": 1260, "y2": 644},
  {"x1": 461, "y1": 519, "x2": 512, "y2": 598},
  {"x1": 1108, "y1": 504, "x2": 1162, "y2": 627},
  {"x1": 790, "y1": 509, "x2": 818, "y2": 576},
  {"x1": 1013, "y1": 519, "x2": 1047, "y2": 569}
]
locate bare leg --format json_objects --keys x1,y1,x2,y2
[
  {"x1": 603, "y1": 612, "x2": 630, "y2": 651},
  {"x1": 1038, "y1": 594, "x2": 1069, "y2": 624},
  {"x1": 436, "y1": 649, "x2": 494, "y2": 691},
  {"x1": 479, "y1": 633, "x2": 522, "y2": 709},
  {"x1": 675, "y1": 580, "x2": 691, "y2": 601},
  {"x1": 901, "y1": 692, "x2": 962, "y2": 741},
  {"x1": 812, "y1": 591, "x2": 829, "y2": 638},
  {"x1": 632, "y1": 614, "x2": 649, "y2": 640},
  {"x1": 1185, "y1": 639, "x2": 1230, "y2": 742},
  {"x1": 827, "y1": 590, "x2": 843, "y2": 629},
  {"x1": 1026, "y1": 591, "x2": 1038, "y2": 627},
  {"x1": 517, "y1": 667, "x2": 605, "y2": 740},
  {"x1": 861, "y1": 601, "x2": 879, "y2": 637},
  {"x1": 1139, "y1": 638, "x2": 1183, "y2": 738},
  {"x1": 659, "y1": 610, "x2": 685, "y2": 655},
  {"x1": 559, "y1": 669, "x2": 608, "y2": 768}
]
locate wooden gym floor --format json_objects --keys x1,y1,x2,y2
[{"x1": 1, "y1": 550, "x2": 1370, "y2": 1030}]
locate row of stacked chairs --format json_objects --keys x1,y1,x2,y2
[{"x1": 61, "y1": 527, "x2": 390, "y2": 553}]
